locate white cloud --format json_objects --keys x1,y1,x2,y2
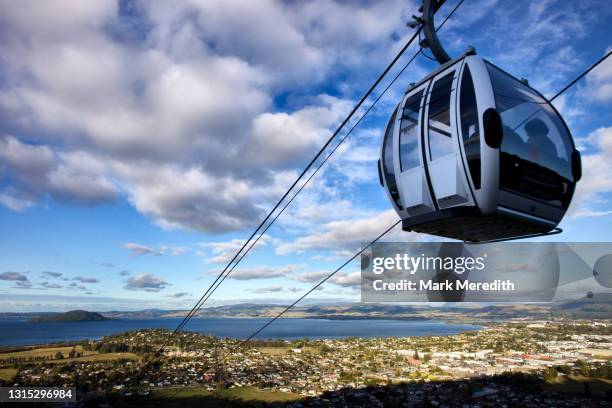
[
  {"x1": 569, "y1": 126, "x2": 612, "y2": 217},
  {"x1": 41, "y1": 271, "x2": 62, "y2": 279},
  {"x1": 580, "y1": 52, "x2": 612, "y2": 103},
  {"x1": 0, "y1": 193, "x2": 35, "y2": 212},
  {"x1": 249, "y1": 286, "x2": 302, "y2": 294},
  {"x1": 124, "y1": 242, "x2": 190, "y2": 257},
  {"x1": 444, "y1": 0, "x2": 606, "y2": 96},
  {"x1": 0, "y1": 136, "x2": 118, "y2": 210},
  {"x1": 291, "y1": 270, "x2": 361, "y2": 288},
  {"x1": 69, "y1": 282, "x2": 88, "y2": 291},
  {"x1": 286, "y1": 0, "x2": 415, "y2": 71},
  {"x1": 0, "y1": 0, "x2": 607, "y2": 255},
  {"x1": 154, "y1": 0, "x2": 325, "y2": 83},
  {"x1": 13, "y1": 281, "x2": 33, "y2": 289},
  {"x1": 0, "y1": 1, "x2": 330, "y2": 232},
  {"x1": 0, "y1": 272, "x2": 34, "y2": 289},
  {"x1": 0, "y1": 272, "x2": 29, "y2": 282},
  {"x1": 0, "y1": 0, "x2": 426, "y2": 234},
  {"x1": 123, "y1": 243, "x2": 164, "y2": 257},
  {"x1": 124, "y1": 273, "x2": 169, "y2": 292},
  {"x1": 199, "y1": 236, "x2": 272, "y2": 264},
  {"x1": 249, "y1": 95, "x2": 351, "y2": 168},
  {"x1": 166, "y1": 292, "x2": 191, "y2": 298},
  {"x1": 291, "y1": 271, "x2": 330, "y2": 283},
  {"x1": 169, "y1": 247, "x2": 190, "y2": 256},
  {"x1": 123, "y1": 165, "x2": 263, "y2": 233},
  {"x1": 73, "y1": 276, "x2": 99, "y2": 284},
  {"x1": 268, "y1": 172, "x2": 379, "y2": 235},
  {"x1": 276, "y1": 209, "x2": 411, "y2": 255},
  {"x1": 41, "y1": 282, "x2": 63, "y2": 289},
  {"x1": 0, "y1": 0, "x2": 115, "y2": 32},
  {"x1": 330, "y1": 271, "x2": 361, "y2": 288},
  {"x1": 220, "y1": 264, "x2": 301, "y2": 281}
]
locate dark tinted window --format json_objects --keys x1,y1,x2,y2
[
  {"x1": 399, "y1": 91, "x2": 423, "y2": 171},
  {"x1": 428, "y1": 73, "x2": 454, "y2": 161},
  {"x1": 382, "y1": 108, "x2": 402, "y2": 209},
  {"x1": 459, "y1": 65, "x2": 481, "y2": 189},
  {"x1": 487, "y1": 63, "x2": 574, "y2": 208}
]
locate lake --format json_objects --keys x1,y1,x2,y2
[{"x1": 0, "y1": 317, "x2": 481, "y2": 346}]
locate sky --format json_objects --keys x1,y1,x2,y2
[{"x1": 0, "y1": 0, "x2": 611, "y2": 312}]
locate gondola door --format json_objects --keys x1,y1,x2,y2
[
  {"x1": 396, "y1": 83, "x2": 433, "y2": 216},
  {"x1": 423, "y1": 64, "x2": 474, "y2": 209}
]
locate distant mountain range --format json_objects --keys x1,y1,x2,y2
[
  {"x1": 3, "y1": 294, "x2": 609, "y2": 321},
  {"x1": 554, "y1": 293, "x2": 612, "y2": 317}
]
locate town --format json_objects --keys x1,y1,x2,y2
[{"x1": 1, "y1": 320, "x2": 610, "y2": 406}]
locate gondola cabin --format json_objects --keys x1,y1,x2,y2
[{"x1": 378, "y1": 53, "x2": 581, "y2": 242}]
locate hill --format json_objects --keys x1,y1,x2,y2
[
  {"x1": 30, "y1": 310, "x2": 108, "y2": 323},
  {"x1": 553, "y1": 293, "x2": 612, "y2": 318},
  {"x1": 4, "y1": 294, "x2": 609, "y2": 322}
]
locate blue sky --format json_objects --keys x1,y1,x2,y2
[{"x1": 0, "y1": 0, "x2": 611, "y2": 312}]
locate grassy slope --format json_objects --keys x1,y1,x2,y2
[
  {"x1": 0, "y1": 345, "x2": 95, "y2": 360},
  {"x1": 109, "y1": 386, "x2": 301, "y2": 408},
  {"x1": 46, "y1": 352, "x2": 140, "y2": 364},
  {"x1": 543, "y1": 375, "x2": 612, "y2": 397},
  {"x1": 0, "y1": 345, "x2": 140, "y2": 365},
  {"x1": 257, "y1": 346, "x2": 320, "y2": 355},
  {"x1": 0, "y1": 368, "x2": 18, "y2": 382}
]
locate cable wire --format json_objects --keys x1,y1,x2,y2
[
  {"x1": 171, "y1": 32, "x2": 426, "y2": 336},
  {"x1": 146, "y1": 44, "x2": 611, "y2": 397},
  {"x1": 184, "y1": 48, "x2": 423, "y2": 328},
  {"x1": 175, "y1": 0, "x2": 467, "y2": 335},
  {"x1": 233, "y1": 44, "x2": 612, "y2": 348},
  {"x1": 240, "y1": 220, "x2": 401, "y2": 344},
  {"x1": 135, "y1": 0, "x2": 607, "y2": 390},
  {"x1": 171, "y1": 33, "x2": 422, "y2": 330},
  {"x1": 148, "y1": 23, "x2": 428, "y2": 352},
  {"x1": 511, "y1": 50, "x2": 612, "y2": 133},
  {"x1": 145, "y1": 3, "x2": 457, "y2": 386},
  {"x1": 549, "y1": 50, "x2": 611, "y2": 102}
]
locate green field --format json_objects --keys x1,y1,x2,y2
[
  {"x1": 0, "y1": 345, "x2": 96, "y2": 361},
  {"x1": 46, "y1": 352, "x2": 140, "y2": 364},
  {"x1": 0, "y1": 368, "x2": 18, "y2": 382},
  {"x1": 0, "y1": 345, "x2": 140, "y2": 366},
  {"x1": 258, "y1": 346, "x2": 319, "y2": 356},
  {"x1": 109, "y1": 386, "x2": 302, "y2": 407},
  {"x1": 544, "y1": 375, "x2": 612, "y2": 397},
  {"x1": 258, "y1": 347, "x2": 289, "y2": 355}
]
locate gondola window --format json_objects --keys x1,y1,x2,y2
[{"x1": 427, "y1": 73, "x2": 454, "y2": 161}]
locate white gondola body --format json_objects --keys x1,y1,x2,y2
[{"x1": 379, "y1": 55, "x2": 580, "y2": 242}]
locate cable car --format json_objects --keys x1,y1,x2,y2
[
  {"x1": 378, "y1": 1, "x2": 581, "y2": 242},
  {"x1": 378, "y1": 51, "x2": 582, "y2": 242}
]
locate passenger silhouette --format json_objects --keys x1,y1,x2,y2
[{"x1": 524, "y1": 118, "x2": 557, "y2": 158}]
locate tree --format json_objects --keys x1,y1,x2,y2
[
  {"x1": 577, "y1": 360, "x2": 591, "y2": 377},
  {"x1": 414, "y1": 349, "x2": 420, "y2": 360},
  {"x1": 54, "y1": 352, "x2": 64, "y2": 360},
  {"x1": 543, "y1": 367, "x2": 557, "y2": 381}
]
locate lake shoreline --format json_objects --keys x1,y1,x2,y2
[{"x1": 0, "y1": 317, "x2": 484, "y2": 348}]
